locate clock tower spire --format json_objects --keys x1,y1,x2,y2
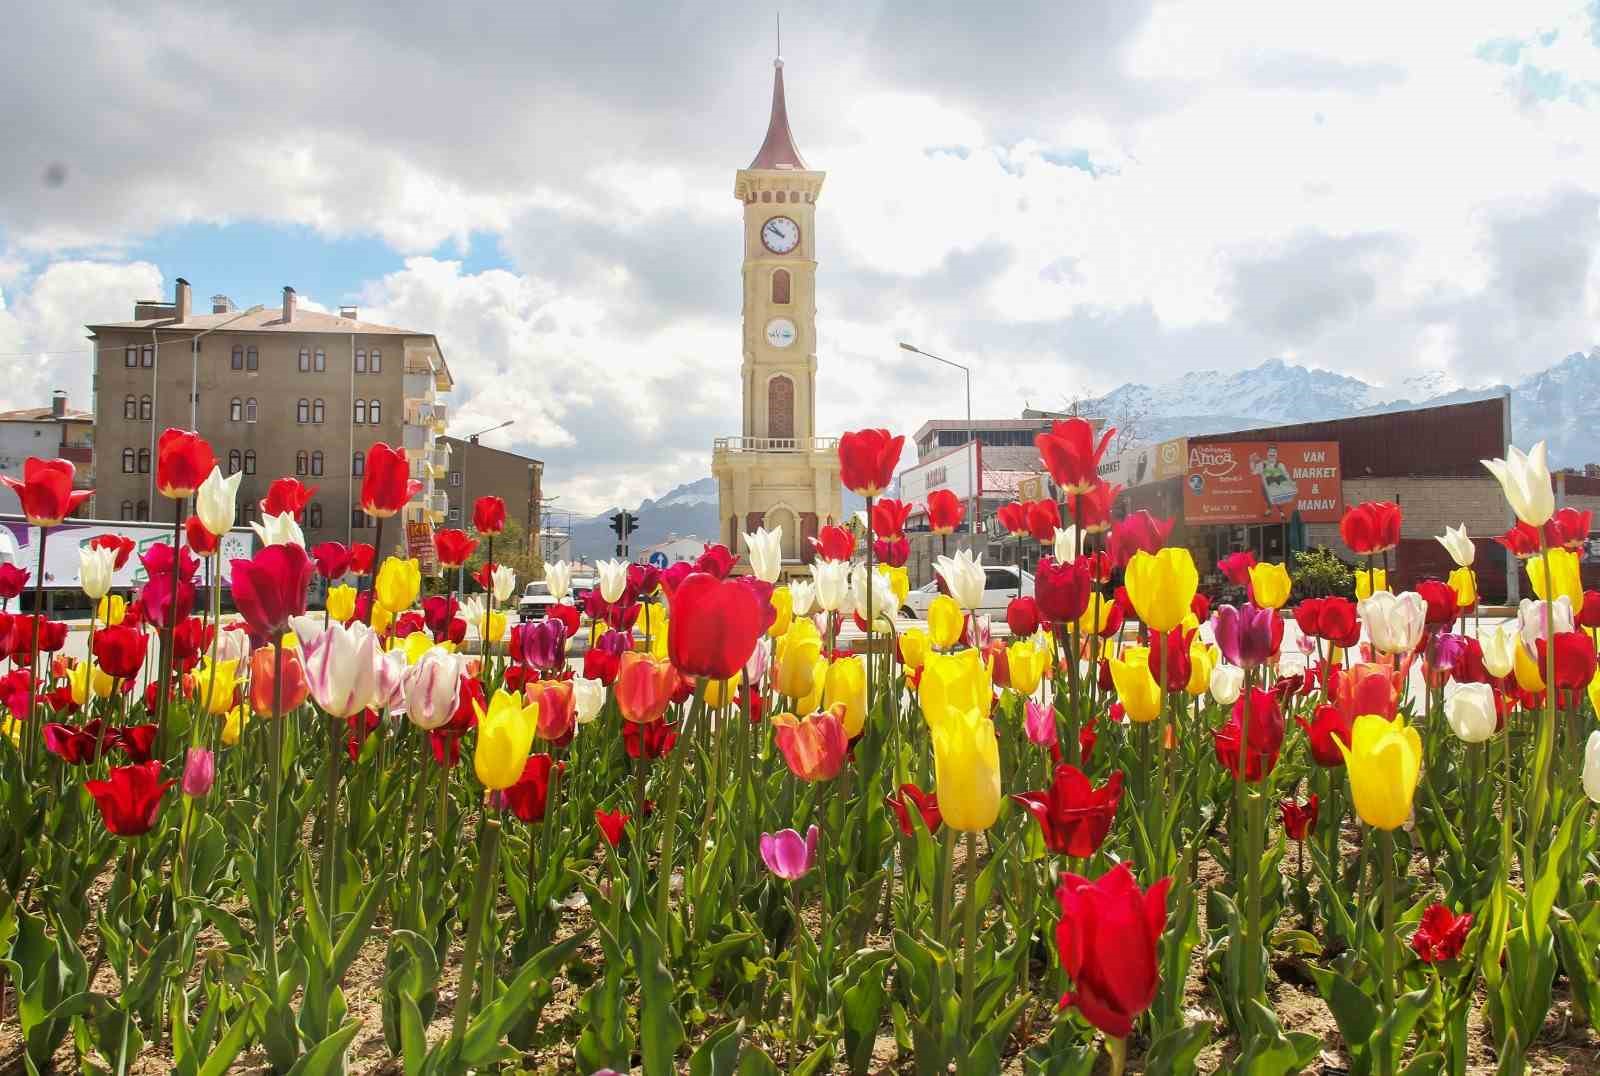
[{"x1": 712, "y1": 51, "x2": 842, "y2": 569}]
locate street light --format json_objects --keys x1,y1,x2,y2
[
  {"x1": 899, "y1": 341, "x2": 977, "y2": 537},
  {"x1": 457, "y1": 418, "x2": 516, "y2": 591}
]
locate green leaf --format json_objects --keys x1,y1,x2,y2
[
  {"x1": 838, "y1": 950, "x2": 892, "y2": 1075},
  {"x1": 196, "y1": 1006, "x2": 257, "y2": 1076},
  {"x1": 1143, "y1": 1021, "x2": 1214, "y2": 1076},
  {"x1": 1305, "y1": 962, "x2": 1377, "y2": 1068},
  {"x1": 737, "y1": 1044, "x2": 783, "y2": 1076},
  {"x1": 332, "y1": 873, "x2": 391, "y2": 982},
  {"x1": 689, "y1": 1019, "x2": 744, "y2": 1076},
  {"x1": 282, "y1": 1018, "x2": 362, "y2": 1076}
]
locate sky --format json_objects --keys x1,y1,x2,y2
[{"x1": 3, "y1": 1, "x2": 1599, "y2": 516}]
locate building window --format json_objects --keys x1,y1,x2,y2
[
  {"x1": 297, "y1": 398, "x2": 309, "y2": 423},
  {"x1": 139, "y1": 395, "x2": 152, "y2": 420},
  {"x1": 231, "y1": 345, "x2": 243, "y2": 370},
  {"x1": 772, "y1": 268, "x2": 791, "y2": 304},
  {"x1": 123, "y1": 395, "x2": 136, "y2": 420},
  {"x1": 767, "y1": 374, "x2": 795, "y2": 440},
  {"x1": 448, "y1": 507, "x2": 461, "y2": 523},
  {"x1": 244, "y1": 451, "x2": 256, "y2": 475},
  {"x1": 368, "y1": 399, "x2": 381, "y2": 424},
  {"x1": 245, "y1": 398, "x2": 257, "y2": 423},
  {"x1": 136, "y1": 500, "x2": 149, "y2": 521},
  {"x1": 228, "y1": 449, "x2": 242, "y2": 474},
  {"x1": 354, "y1": 400, "x2": 366, "y2": 424},
  {"x1": 312, "y1": 398, "x2": 325, "y2": 424},
  {"x1": 351, "y1": 506, "x2": 366, "y2": 530},
  {"x1": 308, "y1": 503, "x2": 323, "y2": 529},
  {"x1": 310, "y1": 450, "x2": 324, "y2": 476},
  {"x1": 141, "y1": 344, "x2": 154, "y2": 368},
  {"x1": 120, "y1": 500, "x2": 133, "y2": 520},
  {"x1": 296, "y1": 451, "x2": 309, "y2": 476},
  {"x1": 125, "y1": 346, "x2": 138, "y2": 368},
  {"x1": 352, "y1": 450, "x2": 364, "y2": 476},
  {"x1": 230, "y1": 397, "x2": 242, "y2": 422},
  {"x1": 369, "y1": 348, "x2": 381, "y2": 374},
  {"x1": 245, "y1": 346, "x2": 258, "y2": 371},
  {"x1": 314, "y1": 349, "x2": 326, "y2": 372},
  {"x1": 355, "y1": 349, "x2": 366, "y2": 373},
  {"x1": 449, "y1": 470, "x2": 462, "y2": 487},
  {"x1": 298, "y1": 348, "x2": 310, "y2": 373},
  {"x1": 136, "y1": 448, "x2": 150, "y2": 474},
  {"x1": 121, "y1": 448, "x2": 135, "y2": 473}
]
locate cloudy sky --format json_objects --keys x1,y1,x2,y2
[{"x1": 3, "y1": 1, "x2": 1598, "y2": 515}]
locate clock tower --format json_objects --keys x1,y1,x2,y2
[{"x1": 713, "y1": 55, "x2": 842, "y2": 566}]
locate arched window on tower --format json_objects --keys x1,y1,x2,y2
[
  {"x1": 767, "y1": 374, "x2": 795, "y2": 443},
  {"x1": 771, "y1": 268, "x2": 791, "y2": 305}
]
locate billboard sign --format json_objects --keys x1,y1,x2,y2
[
  {"x1": 1182, "y1": 441, "x2": 1342, "y2": 525},
  {"x1": 0, "y1": 517, "x2": 255, "y2": 590},
  {"x1": 898, "y1": 441, "x2": 982, "y2": 504},
  {"x1": 405, "y1": 519, "x2": 441, "y2": 577},
  {"x1": 1102, "y1": 436, "x2": 1188, "y2": 491}
]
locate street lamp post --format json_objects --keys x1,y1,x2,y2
[
  {"x1": 457, "y1": 419, "x2": 516, "y2": 592},
  {"x1": 898, "y1": 341, "x2": 978, "y2": 539}
]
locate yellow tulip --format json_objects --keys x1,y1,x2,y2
[
  {"x1": 472, "y1": 689, "x2": 539, "y2": 791},
  {"x1": 1077, "y1": 593, "x2": 1116, "y2": 637},
  {"x1": 1336, "y1": 713, "x2": 1422, "y2": 831},
  {"x1": 483, "y1": 610, "x2": 507, "y2": 644},
  {"x1": 326, "y1": 584, "x2": 357, "y2": 622},
  {"x1": 899, "y1": 628, "x2": 930, "y2": 670},
  {"x1": 1448, "y1": 567, "x2": 1477, "y2": 609},
  {"x1": 1186, "y1": 642, "x2": 1214, "y2": 696},
  {"x1": 1006, "y1": 639, "x2": 1049, "y2": 697},
  {"x1": 371, "y1": 602, "x2": 393, "y2": 635},
  {"x1": 1355, "y1": 568, "x2": 1386, "y2": 600},
  {"x1": 919, "y1": 648, "x2": 992, "y2": 729},
  {"x1": 1, "y1": 715, "x2": 18, "y2": 746},
  {"x1": 929, "y1": 706, "x2": 1001, "y2": 831},
  {"x1": 879, "y1": 565, "x2": 910, "y2": 610},
  {"x1": 927, "y1": 595, "x2": 964, "y2": 649},
  {"x1": 193, "y1": 658, "x2": 240, "y2": 716},
  {"x1": 401, "y1": 631, "x2": 437, "y2": 664},
  {"x1": 1108, "y1": 646, "x2": 1162, "y2": 723},
  {"x1": 221, "y1": 703, "x2": 250, "y2": 747},
  {"x1": 1588, "y1": 668, "x2": 1600, "y2": 719},
  {"x1": 1125, "y1": 549, "x2": 1198, "y2": 632},
  {"x1": 281, "y1": 631, "x2": 299, "y2": 650},
  {"x1": 823, "y1": 656, "x2": 867, "y2": 736},
  {"x1": 97, "y1": 594, "x2": 126, "y2": 626},
  {"x1": 374, "y1": 557, "x2": 422, "y2": 613},
  {"x1": 702, "y1": 671, "x2": 743, "y2": 708},
  {"x1": 1247, "y1": 562, "x2": 1292, "y2": 610},
  {"x1": 1528, "y1": 547, "x2": 1582, "y2": 606},
  {"x1": 775, "y1": 618, "x2": 824, "y2": 700},
  {"x1": 1513, "y1": 640, "x2": 1544, "y2": 693},
  {"x1": 68, "y1": 660, "x2": 115, "y2": 706},
  {"x1": 795, "y1": 658, "x2": 828, "y2": 715},
  {"x1": 769, "y1": 586, "x2": 793, "y2": 638}
]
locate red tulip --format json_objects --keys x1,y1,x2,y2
[
  {"x1": 434, "y1": 528, "x2": 478, "y2": 568},
  {"x1": 1296, "y1": 704, "x2": 1351, "y2": 768},
  {"x1": 85, "y1": 761, "x2": 174, "y2": 837},
  {"x1": 1006, "y1": 596, "x2": 1040, "y2": 638},
  {"x1": 1026, "y1": 499, "x2": 1062, "y2": 543},
  {"x1": 185, "y1": 515, "x2": 218, "y2": 556},
  {"x1": 311, "y1": 541, "x2": 353, "y2": 581},
  {"x1": 1411, "y1": 904, "x2": 1473, "y2": 963},
  {"x1": 1280, "y1": 794, "x2": 1319, "y2": 841},
  {"x1": 1536, "y1": 631, "x2": 1597, "y2": 690},
  {"x1": 93, "y1": 623, "x2": 149, "y2": 679},
  {"x1": 873, "y1": 536, "x2": 909, "y2": 568},
  {"x1": 138, "y1": 542, "x2": 199, "y2": 630},
  {"x1": 1546, "y1": 507, "x2": 1592, "y2": 551},
  {"x1": 695, "y1": 543, "x2": 736, "y2": 579},
  {"x1": 360, "y1": 442, "x2": 422, "y2": 518},
  {"x1": 1146, "y1": 626, "x2": 1194, "y2": 692},
  {"x1": 1415, "y1": 579, "x2": 1458, "y2": 627},
  {"x1": 349, "y1": 542, "x2": 376, "y2": 575},
  {"x1": 2, "y1": 457, "x2": 92, "y2": 526},
  {"x1": 230, "y1": 544, "x2": 313, "y2": 638},
  {"x1": 1053, "y1": 862, "x2": 1169, "y2": 1038},
  {"x1": 1579, "y1": 591, "x2": 1600, "y2": 630},
  {"x1": 925, "y1": 489, "x2": 966, "y2": 535},
  {"x1": 154, "y1": 429, "x2": 215, "y2": 500},
  {"x1": 1339, "y1": 500, "x2": 1402, "y2": 556},
  {"x1": 1190, "y1": 592, "x2": 1211, "y2": 623},
  {"x1": 885, "y1": 782, "x2": 942, "y2": 836},
  {"x1": 262, "y1": 477, "x2": 317, "y2": 520},
  {"x1": 1320, "y1": 597, "x2": 1361, "y2": 647},
  {"x1": 0, "y1": 563, "x2": 28, "y2": 600},
  {"x1": 1036, "y1": 418, "x2": 1115, "y2": 496},
  {"x1": 595, "y1": 808, "x2": 631, "y2": 847},
  {"x1": 502, "y1": 754, "x2": 564, "y2": 823},
  {"x1": 473, "y1": 495, "x2": 507, "y2": 535},
  {"x1": 89, "y1": 533, "x2": 137, "y2": 571},
  {"x1": 810, "y1": 524, "x2": 854, "y2": 562},
  {"x1": 623, "y1": 719, "x2": 678, "y2": 760},
  {"x1": 1033, "y1": 556, "x2": 1092, "y2": 624},
  {"x1": 1012, "y1": 765, "x2": 1123, "y2": 858},
  {"x1": 996, "y1": 501, "x2": 1029, "y2": 538},
  {"x1": 666, "y1": 572, "x2": 766, "y2": 680},
  {"x1": 1106, "y1": 511, "x2": 1175, "y2": 568},
  {"x1": 1495, "y1": 523, "x2": 1542, "y2": 559},
  {"x1": 20, "y1": 618, "x2": 68, "y2": 655},
  {"x1": 1293, "y1": 598, "x2": 1324, "y2": 637},
  {"x1": 1065, "y1": 482, "x2": 1120, "y2": 534},
  {"x1": 838, "y1": 428, "x2": 904, "y2": 498},
  {"x1": 117, "y1": 723, "x2": 159, "y2": 764},
  {"x1": 1214, "y1": 688, "x2": 1285, "y2": 782},
  {"x1": 43, "y1": 720, "x2": 109, "y2": 764},
  {"x1": 871, "y1": 498, "x2": 913, "y2": 539}
]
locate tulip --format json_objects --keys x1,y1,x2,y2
[
  {"x1": 247, "y1": 511, "x2": 304, "y2": 549},
  {"x1": 741, "y1": 526, "x2": 784, "y2": 584},
  {"x1": 1496, "y1": 523, "x2": 1543, "y2": 559},
  {"x1": 871, "y1": 498, "x2": 913, "y2": 539},
  {"x1": 92, "y1": 623, "x2": 149, "y2": 679},
  {"x1": 1108, "y1": 648, "x2": 1162, "y2": 723},
  {"x1": 1528, "y1": 546, "x2": 1582, "y2": 606},
  {"x1": 934, "y1": 548, "x2": 986, "y2": 610},
  {"x1": 572, "y1": 676, "x2": 604, "y2": 724},
  {"x1": 1007, "y1": 639, "x2": 1049, "y2": 697},
  {"x1": 294, "y1": 618, "x2": 380, "y2": 718},
  {"x1": 374, "y1": 557, "x2": 422, "y2": 613},
  {"x1": 85, "y1": 761, "x2": 175, "y2": 837},
  {"x1": 1209, "y1": 661, "x2": 1243, "y2": 706},
  {"x1": 1012, "y1": 764, "x2": 1122, "y2": 857},
  {"x1": 181, "y1": 747, "x2": 216, "y2": 797},
  {"x1": 928, "y1": 704, "x2": 1001, "y2": 831},
  {"x1": 1482, "y1": 441, "x2": 1554, "y2": 527},
  {"x1": 472, "y1": 689, "x2": 539, "y2": 790},
  {"x1": 1210, "y1": 604, "x2": 1284, "y2": 670},
  {"x1": 1281, "y1": 795, "x2": 1319, "y2": 841},
  {"x1": 64, "y1": 658, "x2": 113, "y2": 705},
  {"x1": 1006, "y1": 596, "x2": 1041, "y2": 638},
  {"x1": 1246, "y1": 562, "x2": 1292, "y2": 610},
  {"x1": 920, "y1": 596, "x2": 961, "y2": 651},
  {"x1": 473, "y1": 495, "x2": 507, "y2": 535},
  {"x1": 361, "y1": 442, "x2": 422, "y2": 518},
  {"x1": 772, "y1": 706, "x2": 849, "y2": 781},
  {"x1": 919, "y1": 648, "x2": 993, "y2": 728},
  {"x1": 1022, "y1": 699, "x2": 1057, "y2": 747},
  {"x1": 188, "y1": 467, "x2": 241, "y2": 538},
  {"x1": 615, "y1": 651, "x2": 678, "y2": 723},
  {"x1": 759, "y1": 825, "x2": 820, "y2": 881},
  {"x1": 838, "y1": 428, "x2": 904, "y2": 497},
  {"x1": 1185, "y1": 640, "x2": 1214, "y2": 696},
  {"x1": 1053, "y1": 862, "x2": 1169, "y2": 1039},
  {"x1": 403, "y1": 647, "x2": 464, "y2": 729},
  {"x1": 623, "y1": 719, "x2": 679, "y2": 760},
  {"x1": 1026, "y1": 499, "x2": 1063, "y2": 544},
  {"x1": 1214, "y1": 688, "x2": 1286, "y2": 782},
  {"x1": 434, "y1": 528, "x2": 478, "y2": 568},
  {"x1": 1411, "y1": 904, "x2": 1474, "y2": 964},
  {"x1": 926, "y1": 488, "x2": 965, "y2": 535},
  {"x1": 1444, "y1": 682, "x2": 1496, "y2": 743},
  {"x1": 1340, "y1": 501, "x2": 1402, "y2": 556},
  {"x1": 1359, "y1": 590, "x2": 1426, "y2": 655},
  {"x1": 596, "y1": 559, "x2": 628, "y2": 604},
  {"x1": 897, "y1": 628, "x2": 930, "y2": 671},
  {"x1": 1337, "y1": 713, "x2": 1422, "y2": 830},
  {"x1": 1479, "y1": 622, "x2": 1517, "y2": 678},
  {"x1": 1583, "y1": 730, "x2": 1600, "y2": 803},
  {"x1": 886, "y1": 783, "x2": 942, "y2": 836},
  {"x1": 1447, "y1": 567, "x2": 1477, "y2": 611},
  {"x1": 503, "y1": 754, "x2": 563, "y2": 823},
  {"x1": 1437, "y1": 524, "x2": 1475, "y2": 568},
  {"x1": 1078, "y1": 594, "x2": 1122, "y2": 639},
  {"x1": 80, "y1": 545, "x2": 116, "y2": 602},
  {"x1": 249, "y1": 644, "x2": 309, "y2": 715},
  {"x1": 811, "y1": 558, "x2": 850, "y2": 613},
  {"x1": 185, "y1": 515, "x2": 219, "y2": 556},
  {"x1": 667, "y1": 572, "x2": 767, "y2": 680},
  {"x1": 231, "y1": 544, "x2": 313, "y2": 639},
  {"x1": 1066, "y1": 482, "x2": 1119, "y2": 534},
  {"x1": 1536, "y1": 630, "x2": 1597, "y2": 690},
  {"x1": 1033, "y1": 555, "x2": 1092, "y2": 625},
  {"x1": 823, "y1": 656, "x2": 867, "y2": 736},
  {"x1": 325, "y1": 584, "x2": 357, "y2": 623},
  {"x1": 543, "y1": 560, "x2": 574, "y2": 603},
  {"x1": 193, "y1": 658, "x2": 240, "y2": 716},
  {"x1": 155, "y1": 428, "x2": 215, "y2": 499},
  {"x1": 774, "y1": 618, "x2": 824, "y2": 698},
  {"x1": 849, "y1": 563, "x2": 899, "y2": 628},
  {"x1": 511, "y1": 619, "x2": 568, "y2": 672},
  {"x1": 1125, "y1": 548, "x2": 1198, "y2": 632},
  {"x1": 595, "y1": 808, "x2": 630, "y2": 847},
  {"x1": 1354, "y1": 568, "x2": 1386, "y2": 600},
  {"x1": 88, "y1": 533, "x2": 136, "y2": 571},
  {"x1": 1036, "y1": 417, "x2": 1115, "y2": 495},
  {"x1": 485, "y1": 564, "x2": 516, "y2": 604},
  {"x1": 527, "y1": 679, "x2": 577, "y2": 741},
  {"x1": 1106, "y1": 511, "x2": 1174, "y2": 569},
  {"x1": 2, "y1": 457, "x2": 92, "y2": 527},
  {"x1": 810, "y1": 524, "x2": 854, "y2": 562},
  {"x1": 1518, "y1": 595, "x2": 1573, "y2": 653}
]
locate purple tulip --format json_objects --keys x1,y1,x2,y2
[
  {"x1": 1210, "y1": 604, "x2": 1284, "y2": 670},
  {"x1": 181, "y1": 746, "x2": 215, "y2": 798},
  {"x1": 512, "y1": 619, "x2": 568, "y2": 672},
  {"x1": 759, "y1": 825, "x2": 820, "y2": 881}
]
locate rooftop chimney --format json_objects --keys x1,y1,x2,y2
[
  {"x1": 211, "y1": 294, "x2": 234, "y2": 314},
  {"x1": 50, "y1": 391, "x2": 66, "y2": 418},
  {"x1": 282, "y1": 285, "x2": 296, "y2": 324},
  {"x1": 339, "y1": 305, "x2": 358, "y2": 320},
  {"x1": 175, "y1": 277, "x2": 192, "y2": 323}
]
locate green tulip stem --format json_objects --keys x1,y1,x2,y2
[
  {"x1": 480, "y1": 534, "x2": 495, "y2": 692},
  {"x1": 1104, "y1": 1035, "x2": 1127, "y2": 1076},
  {"x1": 321, "y1": 713, "x2": 341, "y2": 928},
  {"x1": 654, "y1": 685, "x2": 700, "y2": 931},
  {"x1": 937, "y1": 826, "x2": 956, "y2": 949},
  {"x1": 1238, "y1": 666, "x2": 1256, "y2": 1007},
  {"x1": 154, "y1": 498, "x2": 184, "y2": 758},
  {"x1": 1526, "y1": 539, "x2": 1558, "y2": 876},
  {"x1": 865, "y1": 494, "x2": 875, "y2": 735},
  {"x1": 960, "y1": 828, "x2": 979, "y2": 1039},
  {"x1": 450, "y1": 812, "x2": 501, "y2": 1044},
  {"x1": 1379, "y1": 827, "x2": 1397, "y2": 1076},
  {"x1": 115, "y1": 841, "x2": 136, "y2": 1076},
  {"x1": 263, "y1": 640, "x2": 286, "y2": 989}
]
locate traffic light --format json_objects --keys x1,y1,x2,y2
[{"x1": 608, "y1": 511, "x2": 641, "y2": 556}]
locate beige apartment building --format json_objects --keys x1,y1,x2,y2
[{"x1": 86, "y1": 280, "x2": 453, "y2": 551}]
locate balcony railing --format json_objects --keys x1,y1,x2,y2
[
  {"x1": 430, "y1": 403, "x2": 448, "y2": 432},
  {"x1": 713, "y1": 436, "x2": 839, "y2": 453},
  {"x1": 427, "y1": 492, "x2": 450, "y2": 520}
]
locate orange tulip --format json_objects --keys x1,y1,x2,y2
[
  {"x1": 772, "y1": 705, "x2": 849, "y2": 781},
  {"x1": 526, "y1": 679, "x2": 576, "y2": 742},
  {"x1": 249, "y1": 644, "x2": 309, "y2": 716},
  {"x1": 616, "y1": 651, "x2": 677, "y2": 723}
]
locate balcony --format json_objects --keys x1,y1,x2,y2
[
  {"x1": 712, "y1": 436, "x2": 840, "y2": 454},
  {"x1": 402, "y1": 425, "x2": 431, "y2": 452},
  {"x1": 427, "y1": 492, "x2": 449, "y2": 521},
  {"x1": 430, "y1": 445, "x2": 451, "y2": 479},
  {"x1": 429, "y1": 403, "x2": 448, "y2": 432},
  {"x1": 403, "y1": 372, "x2": 436, "y2": 403}
]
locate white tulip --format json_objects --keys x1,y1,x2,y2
[
  {"x1": 545, "y1": 560, "x2": 573, "y2": 603},
  {"x1": 573, "y1": 676, "x2": 605, "y2": 724},
  {"x1": 1053, "y1": 525, "x2": 1079, "y2": 564},
  {"x1": 1208, "y1": 662, "x2": 1244, "y2": 706},
  {"x1": 491, "y1": 564, "x2": 517, "y2": 604},
  {"x1": 597, "y1": 559, "x2": 628, "y2": 603},
  {"x1": 250, "y1": 511, "x2": 304, "y2": 548},
  {"x1": 811, "y1": 559, "x2": 850, "y2": 612},
  {"x1": 741, "y1": 526, "x2": 784, "y2": 584},
  {"x1": 1518, "y1": 596, "x2": 1573, "y2": 654},
  {"x1": 375, "y1": 647, "x2": 409, "y2": 711},
  {"x1": 1358, "y1": 590, "x2": 1427, "y2": 655},
  {"x1": 788, "y1": 581, "x2": 816, "y2": 617},
  {"x1": 291, "y1": 617, "x2": 379, "y2": 719},
  {"x1": 403, "y1": 648, "x2": 464, "y2": 730},
  {"x1": 850, "y1": 563, "x2": 898, "y2": 625},
  {"x1": 745, "y1": 638, "x2": 771, "y2": 686},
  {"x1": 459, "y1": 596, "x2": 487, "y2": 638},
  {"x1": 1436, "y1": 525, "x2": 1475, "y2": 569},
  {"x1": 1584, "y1": 731, "x2": 1600, "y2": 804},
  {"x1": 1445, "y1": 682, "x2": 1497, "y2": 743},
  {"x1": 1482, "y1": 441, "x2": 1554, "y2": 527},
  {"x1": 80, "y1": 546, "x2": 116, "y2": 602},
  {"x1": 196, "y1": 467, "x2": 243, "y2": 537},
  {"x1": 1479, "y1": 622, "x2": 1518, "y2": 679},
  {"x1": 934, "y1": 548, "x2": 986, "y2": 610}
]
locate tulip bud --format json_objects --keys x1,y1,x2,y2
[
  {"x1": 491, "y1": 564, "x2": 517, "y2": 604},
  {"x1": 545, "y1": 560, "x2": 574, "y2": 603},
  {"x1": 741, "y1": 526, "x2": 784, "y2": 584},
  {"x1": 196, "y1": 467, "x2": 243, "y2": 536},
  {"x1": 573, "y1": 676, "x2": 604, "y2": 724},
  {"x1": 1482, "y1": 442, "x2": 1554, "y2": 528},
  {"x1": 1208, "y1": 662, "x2": 1244, "y2": 706},
  {"x1": 181, "y1": 747, "x2": 216, "y2": 797},
  {"x1": 932, "y1": 549, "x2": 986, "y2": 611},
  {"x1": 1444, "y1": 682, "x2": 1496, "y2": 743},
  {"x1": 80, "y1": 545, "x2": 116, "y2": 602},
  {"x1": 1584, "y1": 731, "x2": 1600, "y2": 804}
]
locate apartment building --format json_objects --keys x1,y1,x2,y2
[
  {"x1": 0, "y1": 391, "x2": 95, "y2": 516},
  {"x1": 86, "y1": 279, "x2": 453, "y2": 551},
  {"x1": 438, "y1": 434, "x2": 543, "y2": 547}
]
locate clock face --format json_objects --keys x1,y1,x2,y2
[
  {"x1": 765, "y1": 317, "x2": 798, "y2": 349},
  {"x1": 761, "y1": 215, "x2": 800, "y2": 254}
]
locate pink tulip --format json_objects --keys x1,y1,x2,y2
[
  {"x1": 181, "y1": 747, "x2": 215, "y2": 797},
  {"x1": 1025, "y1": 700, "x2": 1058, "y2": 747},
  {"x1": 759, "y1": 825, "x2": 819, "y2": 881}
]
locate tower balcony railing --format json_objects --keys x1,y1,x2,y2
[{"x1": 713, "y1": 436, "x2": 839, "y2": 454}]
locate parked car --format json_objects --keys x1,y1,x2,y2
[
  {"x1": 517, "y1": 577, "x2": 596, "y2": 621},
  {"x1": 901, "y1": 564, "x2": 1034, "y2": 620}
]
